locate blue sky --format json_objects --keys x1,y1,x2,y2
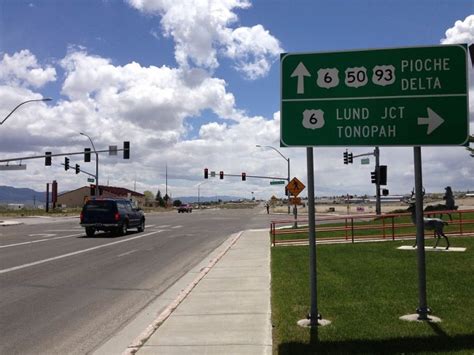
[{"x1": 0, "y1": 0, "x2": 473, "y2": 199}]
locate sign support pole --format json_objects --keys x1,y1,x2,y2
[
  {"x1": 413, "y1": 146, "x2": 430, "y2": 320},
  {"x1": 298, "y1": 148, "x2": 330, "y2": 328},
  {"x1": 307, "y1": 147, "x2": 319, "y2": 325}
]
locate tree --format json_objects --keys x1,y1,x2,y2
[
  {"x1": 143, "y1": 190, "x2": 154, "y2": 201},
  {"x1": 155, "y1": 190, "x2": 165, "y2": 207},
  {"x1": 173, "y1": 199, "x2": 182, "y2": 207}
]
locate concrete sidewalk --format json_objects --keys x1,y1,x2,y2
[{"x1": 131, "y1": 229, "x2": 272, "y2": 355}]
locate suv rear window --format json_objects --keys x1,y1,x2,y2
[{"x1": 83, "y1": 200, "x2": 117, "y2": 212}]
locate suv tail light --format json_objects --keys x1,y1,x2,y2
[{"x1": 114, "y1": 212, "x2": 120, "y2": 221}]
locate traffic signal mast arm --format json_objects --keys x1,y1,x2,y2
[
  {"x1": 212, "y1": 173, "x2": 287, "y2": 180},
  {"x1": 0, "y1": 148, "x2": 126, "y2": 163}
]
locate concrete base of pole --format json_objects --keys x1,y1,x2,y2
[
  {"x1": 400, "y1": 314, "x2": 442, "y2": 323},
  {"x1": 297, "y1": 318, "x2": 331, "y2": 328}
]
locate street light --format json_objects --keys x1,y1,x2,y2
[
  {"x1": 1, "y1": 98, "x2": 52, "y2": 125},
  {"x1": 80, "y1": 132, "x2": 99, "y2": 197},
  {"x1": 256, "y1": 144, "x2": 291, "y2": 214}
]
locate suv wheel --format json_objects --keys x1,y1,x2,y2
[
  {"x1": 118, "y1": 222, "x2": 128, "y2": 236},
  {"x1": 85, "y1": 227, "x2": 95, "y2": 238},
  {"x1": 137, "y1": 219, "x2": 145, "y2": 232}
]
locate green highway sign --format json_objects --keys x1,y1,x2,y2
[
  {"x1": 281, "y1": 45, "x2": 469, "y2": 147},
  {"x1": 270, "y1": 180, "x2": 285, "y2": 185},
  {"x1": 361, "y1": 158, "x2": 370, "y2": 165},
  {"x1": 87, "y1": 178, "x2": 95, "y2": 183}
]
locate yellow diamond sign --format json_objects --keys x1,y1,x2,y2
[{"x1": 286, "y1": 177, "x2": 305, "y2": 197}]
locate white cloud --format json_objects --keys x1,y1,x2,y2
[
  {"x1": 127, "y1": 0, "x2": 282, "y2": 79},
  {"x1": 59, "y1": 49, "x2": 242, "y2": 133},
  {"x1": 0, "y1": 50, "x2": 56, "y2": 88},
  {"x1": 441, "y1": 15, "x2": 474, "y2": 44},
  {"x1": 441, "y1": 15, "x2": 474, "y2": 122}
]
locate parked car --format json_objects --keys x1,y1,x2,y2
[
  {"x1": 177, "y1": 204, "x2": 193, "y2": 213},
  {"x1": 80, "y1": 198, "x2": 145, "y2": 237}
]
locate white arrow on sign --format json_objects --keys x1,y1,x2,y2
[
  {"x1": 417, "y1": 107, "x2": 444, "y2": 135},
  {"x1": 291, "y1": 62, "x2": 311, "y2": 94}
]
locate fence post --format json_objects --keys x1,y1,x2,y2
[
  {"x1": 345, "y1": 217, "x2": 348, "y2": 240},
  {"x1": 459, "y1": 211, "x2": 463, "y2": 235},
  {"x1": 392, "y1": 216, "x2": 395, "y2": 241},
  {"x1": 271, "y1": 222, "x2": 275, "y2": 246},
  {"x1": 351, "y1": 217, "x2": 355, "y2": 243},
  {"x1": 382, "y1": 216, "x2": 386, "y2": 239}
]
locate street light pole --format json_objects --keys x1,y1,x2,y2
[
  {"x1": 1, "y1": 98, "x2": 52, "y2": 125},
  {"x1": 197, "y1": 181, "x2": 207, "y2": 209},
  {"x1": 80, "y1": 132, "x2": 99, "y2": 197},
  {"x1": 257, "y1": 145, "x2": 291, "y2": 214}
]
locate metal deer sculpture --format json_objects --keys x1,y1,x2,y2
[{"x1": 406, "y1": 190, "x2": 450, "y2": 250}]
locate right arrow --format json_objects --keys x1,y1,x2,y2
[
  {"x1": 291, "y1": 62, "x2": 311, "y2": 94},
  {"x1": 418, "y1": 107, "x2": 444, "y2": 135}
]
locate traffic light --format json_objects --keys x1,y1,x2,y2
[
  {"x1": 343, "y1": 151, "x2": 348, "y2": 164},
  {"x1": 75, "y1": 164, "x2": 80, "y2": 174},
  {"x1": 45, "y1": 152, "x2": 52, "y2": 166},
  {"x1": 84, "y1": 148, "x2": 91, "y2": 162},
  {"x1": 371, "y1": 170, "x2": 377, "y2": 184},
  {"x1": 219, "y1": 171, "x2": 224, "y2": 179},
  {"x1": 348, "y1": 153, "x2": 353, "y2": 164},
  {"x1": 64, "y1": 157, "x2": 70, "y2": 171},
  {"x1": 379, "y1": 165, "x2": 387, "y2": 185},
  {"x1": 123, "y1": 141, "x2": 130, "y2": 159},
  {"x1": 204, "y1": 168, "x2": 208, "y2": 179},
  {"x1": 242, "y1": 172, "x2": 246, "y2": 181}
]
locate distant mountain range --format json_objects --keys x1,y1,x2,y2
[
  {"x1": 0, "y1": 185, "x2": 244, "y2": 206},
  {"x1": 0, "y1": 185, "x2": 47, "y2": 206},
  {"x1": 175, "y1": 196, "x2": 246, "y2": 204}
]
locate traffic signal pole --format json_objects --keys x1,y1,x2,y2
[
  {"x1": 345, "y1": 147, "x2": 382, "y2": 215},
  {"x1": 374, "y1": 147, "x2": 381, "y2": 215}
]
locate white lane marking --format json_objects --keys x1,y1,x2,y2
[
  {"x1": 171, "y1": 225, "x2": 182, "y2": 229},
  {"x1": 155, "y1": 225, "x2": 171, "y2": 228},
  {"x1": 0, "y1": 230, "x2": 164, "y2": 275},
  {"x1": 47, "y1": 229, "x2": 83, "y2": 232},
  {"x1": 0, "y1": 233, "x2": 84, "y2": 249},
  {"x1": 117, "y1": 249, "x2": 139, "y2": 257},
  {"x1": 29, "y1": 233, "x2": 56, "y2": 238}
]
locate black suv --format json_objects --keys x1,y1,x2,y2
[{"x1": 80, "y1": 198, "x2": 145, "y2": 237}]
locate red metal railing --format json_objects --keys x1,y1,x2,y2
[{"x1": 270, "y1": 209, "x2": 474, "y2": 246}]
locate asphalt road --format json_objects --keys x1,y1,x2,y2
[{"x1": 0, "y1": 207, "x2": 277, "y2": 354}]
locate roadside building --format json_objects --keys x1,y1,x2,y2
[{"x1": 56, "y1": 185, "x2": 145, "y2": 208}]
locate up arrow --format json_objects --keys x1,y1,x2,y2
[
  {"x1": 291, "y1": 62, "x2": 311, "y2": 94},
  {"x1": 417, "y1": 107, "x2": 445, "y2": 135}
]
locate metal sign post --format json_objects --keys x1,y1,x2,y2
[
  {"x1": 297, "y1": 148, "x2": 330, "y2": 328},
  {"x1": 413, "y1": 147, "x2": 430, "y2": 320}
]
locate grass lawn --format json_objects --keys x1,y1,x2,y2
[{"x1": 272, "y1": 237, "x2": 474, "y2": 354}]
